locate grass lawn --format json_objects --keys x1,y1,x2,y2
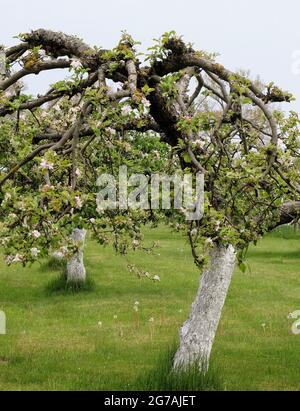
[{"x1": 0, "y1": 225, "x2": 299, "y2": 390}]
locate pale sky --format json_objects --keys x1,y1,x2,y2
[{"x1": 1, "y1": 0, "x2": 300, "y2": 111}]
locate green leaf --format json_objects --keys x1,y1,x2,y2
[{"x1": 183, "y1": 152, "x2": 192, "y2": 163}]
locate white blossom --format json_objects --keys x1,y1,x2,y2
[
  {"x1": 277, "y1": 139, "x2": 287, "y2": 151},
  {"x1": 194, "y1": 139, "x2": 203, "y2": 148},
  {"x1": 190, "y1": 228, "x2": 198, "y2": 236},
  {"x1": 233, "y1": 151, "x2": 241, "y2": 160},
  {"x1": 141, "y1": 97, "x2": 151, "y2": 108},
  {"x1": 30, "y1": 247, "x2": 40, "y2": 258},
  {"x1": 74, "y1": 196, "x2": 83, "y2": 209},
  {"x1": 107, "y1": 127, "x2": 116, "y2": 135},
  {"x1": 40, "y1": 159, "x2": 54, "y2": 170},
  {"x1": 12, "y1": 254, "x2": 22, "y2": 263},
  {"x1": 153, "y1": 150, "x2": 160, "y2": 159},
  {"x1": 70, "y1": 59, "x2": 83, "y2": 70},
  {"x1": 5, "y1": 255, "x2": 14, "y2": 264},
  {"x1": 215, "y1": 220, "x2": 221, "y2": 231},
  {"x1": 121, "y1": 105, "x2": 132, "y2": 116},
  {"x1": 96, "y1": 204, "x2": 104, "y2": 214},
  {"x1": 31, "y1": 230, "x2": 41, "y2": 239},
  {"x1": 40, "y1": 184, "x2": 54, "y2": 193},
  {"x1": 134, "y1": 109, "x2": 141, "y2": 119}
]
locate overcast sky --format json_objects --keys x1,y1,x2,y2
[{"x1": 1, "y1": 0, "x2": 300, "y2": 111}]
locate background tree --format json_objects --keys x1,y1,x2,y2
[{"x1": 0, "y1": 29, "x2": 299, "y2": 369}]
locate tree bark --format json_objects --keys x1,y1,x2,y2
[
  {"x1": 173, "y1": 243, "x2": 236, "y2": 370},
  {"x1": 66, "y1": 228, "x2": 87, "y2": 283}
]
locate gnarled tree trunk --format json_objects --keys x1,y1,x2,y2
[
  {"x1": 173, "y1": 243, "x2": 236, "y2": 370},
  {"x1": 66, "y1": 228, "x2": 87, "y2": 283}
]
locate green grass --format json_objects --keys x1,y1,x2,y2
[
  {"x1": 134, "y1": 345, "x2": 223, "y2": 391},
  {"x1": 0, "y1": 225, "x2": 299, "y2": 390},
  {"x1": 45, "y1": 273, "x2": 96, "y2": 295}
]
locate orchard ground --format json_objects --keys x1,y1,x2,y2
[{"x1": 0, "y1": 225, "x2": 299, "y2": 390}]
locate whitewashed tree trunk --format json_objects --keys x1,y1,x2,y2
[
  {"x1": 66, "y1": 228, "x2": 87, "y2": 283},
  {"x1": 173, "y1": 243, "x2": 236, "y2": 370}
]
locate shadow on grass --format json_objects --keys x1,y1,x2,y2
[
  {"x1": 132, "y1": 345, "x2": 223, "y2": 391},
  {"x1": 45, "y1": 273, "x2": 96, "y2": 295}
]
